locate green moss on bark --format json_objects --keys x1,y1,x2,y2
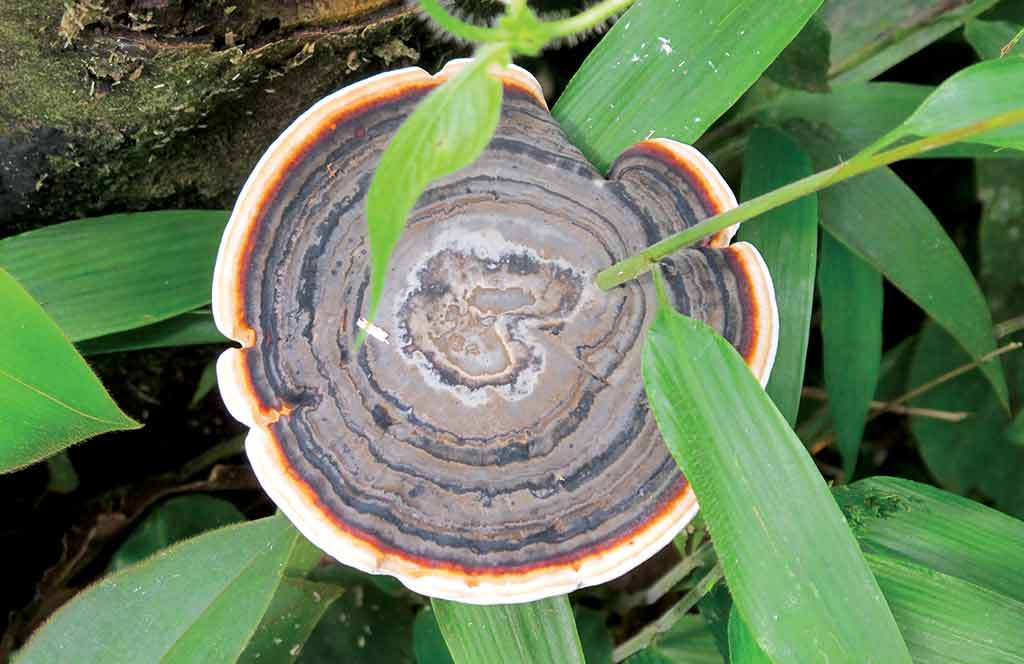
[{"x1": 0, "y1": 0, "x2": 461, "y2": 228}]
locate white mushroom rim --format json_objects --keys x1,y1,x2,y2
[{"x1": 212, "y1": 60, "x2": 778, "y2": 603}]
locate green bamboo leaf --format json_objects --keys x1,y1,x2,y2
[
  {"x1": 432, "y1": 596, "x2": 584, "y2": 664},
  {"x1": 885, "y1": 58, "x2": 1024, "y2": 151},
  {"x1": 189, "y1": 359, "x2": 220, "y2": 409},
  {"x1": 239, "y1": 578, "x2": 344, "y2": 663},
  {"x1": 838, "y1": 477, "x2": 1024, "y2": 660},
  {"x1": 727, "y1": 608, "x2": 772, "y2": 664},
  {"x1": 823, "y1": 0, "x2": 1001, "y2": 83},
  {"x1": 737, "y1": 128, "x2": 818, "y2": 425},
  {"x1": 1007, "y1": 410, "x2": 1024, "y2": 447},
  {"x1": 574, "y1": 606, "x2": 613, "y2": 664},
  {"x1": 789, "y1": 125, "x2": 1008, "y2": 409},
  {"x1": 364, "y1": 49, "x2": 507, "y2": 325},
  {"x1": 298, "y1": 565, "x2": 416, "y2": 663},
  {"x1": 641, "y1": 300, "x2": 911, "y2": 663},
  {"x1": 867, "y1": 552, "x2": 1024, "y2": 664},
  {"x1": 907, "y1": 321, "x2": 1024, "y2": 517},
  {"x1": 0, "y1": 268, "x2": 138, "y2": 473},
  {"x1": 75, "y1": 310, "x2": 227, "y2": 356},
  {"x1": 819, "y1": 231, "x2": 882, "y2": 479},
  {"x1": 687, "y1": 479, "x2": 1024, "y2": 664},
  {"x1": 665, "y1": 477, "x2": 1024, "y2": 664},
  {"x1": 977, "y1": 158, "x2": 1024, "y2": 322},
  {"x1": 965, "y1": 19, "x2": 1022, "y2": 59},
  {"x1": 0, "y1": 211, "x2": 228, "y2": 341},
  {"x1": 108, "y1": 495, "x2": 245, "y2": 571},
  {"x1": 552, "y1": 0, "x2": 824, "y2": 173},
  {"x1": 989, "y1": 0, "x2": 1024, "y2": 23},
  {"x1": 624, "y1": 615, "x2": 724, "y2": 664},
  {"x1": 697, "y1": 582, "x2": 733, "y2": 661},
  {"x1": 762, "y1": 83, "x2": 1022, "y2": 158},
  {"x1": 414, "y1": 607, "x2": 454, "y2": 664},
  {"x1": 45, "y1": 452, "x2": 79, "y2": 494},
  {"x1": 17, "y1": 515, "x2": 300, "y2": 663},
  {"x1": 874, "y1": 335, "x2": 918, "y2": 402},
  {"x1": 764, "y1": 15, "x2": 832, "y2": 92},
  {"x1": 836, "y1": 476, "x2": 1024, "y2": 603}
]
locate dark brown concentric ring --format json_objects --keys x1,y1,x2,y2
[{"x1": 213, "y1": 60, "x2": 777, "y2": 603}]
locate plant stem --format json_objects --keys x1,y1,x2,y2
[
  {"x1": 995, "y1": 314, "x2": 1024, "y2": 339},
  {"x1": 800, "y1": 387, "x2": 969, "y2": 422},
  {"x1": 616, "y1": 535, "x2": 714, "y2": 611},
  {"x1": 419, "y1": 0, "x2": 503, "y2": 43},
  {"x1": 1001, "y1": 25, "x2": 1024, "y2": 57},
  {"x1": 886, "y1": 341, "x2": 1022, "y2": 408},
  {"x1": 542, "y1": 0, "x2": 637, "y2": 38},
  {"x1": 420, "y1": 0, "x2": 636, "y2": 49},
  {"x1": 808, "y1": 341, "x2": 1022, "y2": 456},
  {"x1": 596, "y1": 107, "x2": 1024, "y2": 290},
  {"x1": 643, "y1": 539, "x2": 717, "y2": 606},
  {"x1": 612, "y1": 562, "x2": 724, "y2": 662}
]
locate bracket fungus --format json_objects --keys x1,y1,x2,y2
[{"x1": 213, "y1": 60, "x2": 778, "y2": 604}]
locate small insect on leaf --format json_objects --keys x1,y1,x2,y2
[{"x1": 363, "y1": 47, "x2": 510, "y2": 337}]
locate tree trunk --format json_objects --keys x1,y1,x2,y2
[{"x1": 0, "y1": 0, "x2": 461, "y2": 230}]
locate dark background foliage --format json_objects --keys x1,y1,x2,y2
[{"x1": 1, "y1": 0, "x2": 1022, "y2": 660}]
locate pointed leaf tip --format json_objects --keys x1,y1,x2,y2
[{"x1": 0, "y1": 268, "x2": 138, "y2": 474}]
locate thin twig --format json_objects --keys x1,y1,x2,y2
[
  {"x1": 884, "y1": 342, "x2": 1021, "y2": 409},
  {"x1": 995, "y1": 314, "x2": 1024, "y2": 339},
  {"x1": 810, "y1": 433, "x2": 835, "y2": 457},
  {"x1": 0, "y1": 464, "x2": 260, "y2": 658},
  {"x1": 612, "y1": 563, "x2": 723, "y2": 662},
  {"x1": 178, "y1": 435, "x2": 246, "y2": 479},
  {"x1": 644, "y1": 540, "x2": 717, "y2": 606},
  {"x1": 800, "y1": 387, "x2": 970, "y2": 422},
  {"x1": 618, "y1": 539, "x2": 717, "y2": 611},
  {"x1": 807, "y1": 342, "x2": 1022, "y2": 456}
]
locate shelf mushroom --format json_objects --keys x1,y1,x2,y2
[{"x1": 213, "y1": 60, "x2": 778, "y2": 604}]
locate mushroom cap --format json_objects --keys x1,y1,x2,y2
[{"x1": 213, "y1": 60, "x2": 778, "y2": 604}]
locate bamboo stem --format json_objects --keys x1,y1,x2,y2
[
  {"x1": 643, "y1": 540, "x2": 717, "y2": 607},
  {"x1": 612, "y1": 563, "x2": 724, "y2": 662},
  {"x1": 596, "y1": 108, "x2": 1024, "y2": 290},
  {"x1": 617, "y1": 539, "x2": 717, "y2": 612}
]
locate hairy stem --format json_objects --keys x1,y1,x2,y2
[
  {"x1": 541, "y1": 0, "x2": 637, "y2": 38},
  {"x1": 419, "y1": 0, "x2": 503, "y2": 42}
]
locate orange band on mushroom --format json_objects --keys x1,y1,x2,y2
[{"x1": 213, "y1": 61, "x2": 777, "y2": 604}]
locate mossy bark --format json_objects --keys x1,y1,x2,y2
[{"x1": 0, "y1": 0, "x2": 460, "y2": 230}]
